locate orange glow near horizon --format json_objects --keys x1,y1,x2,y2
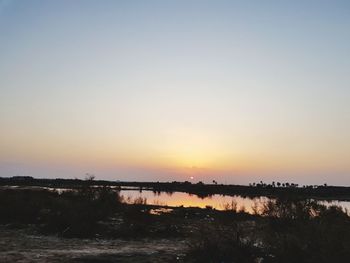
[
  {"x1": 1, "y1": 116, "x2": 350, "y2": 183},
  {"x1": 1, "y1": 1, "x2": 350, "y2": 185},
  {"x1": 2, "y1": 129, "x2": 350, "y2": 181}
]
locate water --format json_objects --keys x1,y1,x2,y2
[
  {"x1": 3, "y1": 185, "x2": 350, "y2": 214},
  {"x1": 120, "y1": 189, "x2": 350, "y2": 214},
  {"x1": 120, "y1": 189, "x2": 269, "y2": 213},
  {"x1": 320, "y1": 200, "x2": 350, "y2": 213}
]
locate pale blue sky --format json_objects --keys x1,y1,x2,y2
[{"x1": 0, "y1": 0, "x2": 349, "y2": 185}]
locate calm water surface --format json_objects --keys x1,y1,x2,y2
[
  {"x1": 122, "y1": 190, "x2": 269, "y2": 213},
  {"x1": 120, "y1": 189, "x2": 350, "y2": 214},
  {"x1": 3, "y1": 186, "x2": 350, "y2": 214}
]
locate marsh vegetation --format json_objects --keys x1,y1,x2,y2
[{"x1": 1, "y1": 181, "x2": 350, "y2": 262}]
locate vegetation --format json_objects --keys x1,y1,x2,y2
[
  {"x1": 1, "y1": 181, "x2": 350, "y2": 262},
  {"x1": 187, "y1": 197, "x2": 350, "y2": 263},
  {"x1": 2, "y1": 176, "x2": 350, "y2": 200},
  {"x1": 0, "y1": 187, "x2": 190, "y2": 238},
  {"x1": 0, "y1": 186, "x2": 121, "y2": 237}
]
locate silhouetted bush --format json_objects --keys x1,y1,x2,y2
[
  {"x1": 0, "y1": 187, "x2": 121, "y2": 237},
  {"x1": 187, "y1": 198, "x2": 350, "y2": 263},
  {"x1": 186, "y1": 223, "x2": 261, "y2": 263},
  {"x1": 0, "y1": 189, "x2": 57, "y2": 224},
  {"x1": 44, "y1": 187, "x2": 121, "y2": 237}
]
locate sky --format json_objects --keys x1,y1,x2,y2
[{"x1": 0, "y1": 0, "x2": 349, "y2": 185}]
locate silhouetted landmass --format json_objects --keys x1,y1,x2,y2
[
  {"x1": 2, "y1": 176, "x2": 350, "y2": 200},
  {"x1": 1, "y1": 178, "x2": 350, "y2": 262}
]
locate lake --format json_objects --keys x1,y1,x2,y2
[
  {"x1": 120, "y1": 189, "x2": 350, "y2": 214},
  {"x1": 3, "y1": 185, "x2": 350, "y2": 214}
]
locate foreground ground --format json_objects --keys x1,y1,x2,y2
[{"x1": 0, "y1": 226, "x2": 185, "y2": 263}]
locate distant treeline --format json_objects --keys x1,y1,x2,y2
[{"x1": 1, "y1": 176, "x2": 350, "y2": 200}]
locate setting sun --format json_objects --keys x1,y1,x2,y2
[
  {"x1": 1, "y1": 1, "x2": 350, "y2": 261},
  {"x1": 0, "y1": 0, "x2": 349, "y2": 185}
]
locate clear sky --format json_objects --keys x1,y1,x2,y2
[{"x1": 0, "y1": 0, "x2": 349, "y2": 185}]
